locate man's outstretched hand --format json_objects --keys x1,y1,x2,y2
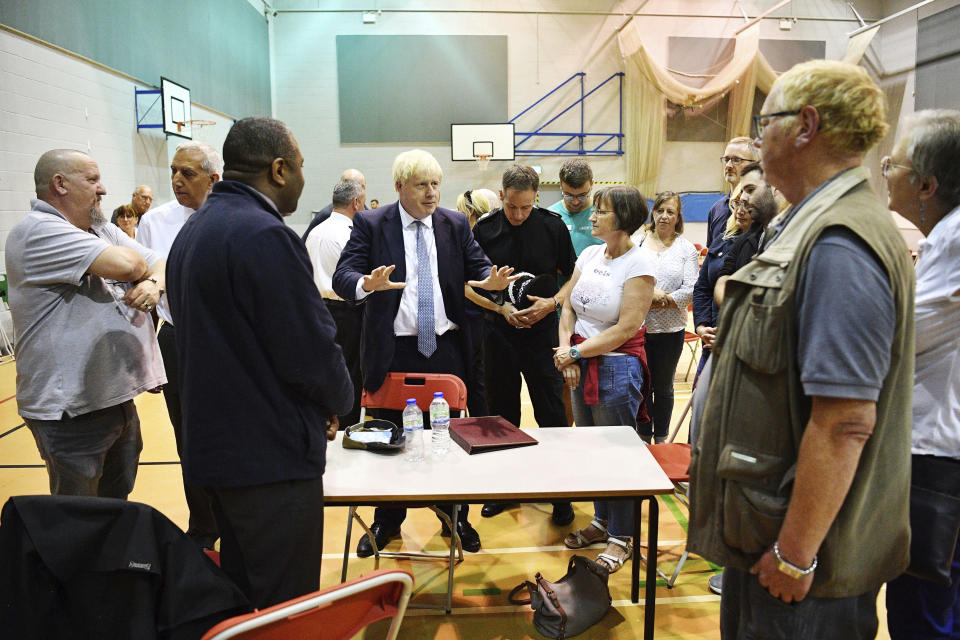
[
  {"x1": 361, "y1": 265, "x2": 406, "y2": 292},
  {"x1": 468, "y1": 265, "x2": 520, "y2": 291}
]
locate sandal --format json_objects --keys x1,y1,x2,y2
[
  {"x1": 564, "y1": 519, "x2": 608, "y2": 549},
  {"x1": 596, "y1": 537, "x2": 633, "y2": 574}
]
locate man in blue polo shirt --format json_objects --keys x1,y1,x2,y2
[{"x1": 548, "y1": 158, "x2": 600, "y2": 258}]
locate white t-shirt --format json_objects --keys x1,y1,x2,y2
[{"x1": 571, "y1": 243, "x2": 656, "y2": 340}]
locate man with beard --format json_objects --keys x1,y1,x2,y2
[
  {"x1": 5, "y1": 149, "x2": 166, "y2": 498},
  {"x1": 715, "y1": 162, "x2": 787, "y2": 283}
]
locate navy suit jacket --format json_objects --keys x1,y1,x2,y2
[{"x1": 332, "y1": 202, "x2": 492, "y2": 393}]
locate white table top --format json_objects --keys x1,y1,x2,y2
[{"x1": 324, "y1": 425, "x2": 674, "y2": 504}]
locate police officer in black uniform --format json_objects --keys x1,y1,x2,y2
[{"x1": 470, "y1": 164, "x2": 577, "y2": 525}]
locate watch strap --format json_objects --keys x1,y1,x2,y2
[{"x1": 773, "y1": 541, "x2": 817, "y2": 579}]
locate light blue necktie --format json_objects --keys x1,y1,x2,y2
[{"x1": 415, "y1": 221, "x2": 437, "y2": 357}]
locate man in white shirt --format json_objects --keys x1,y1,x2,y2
[
  {"x1": 305, "y1": 177, "x2": 366, "y2": 426},
  {"x1": 136, "y1": 141, "x2": 222, "y2": 550}
]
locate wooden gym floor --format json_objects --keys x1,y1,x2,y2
[{"x1": 0, "y1": 348, "x2": 893, "y2": 639}]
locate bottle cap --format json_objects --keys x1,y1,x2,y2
[
  {"x1": 406, "y1": 398, "x2": 417, "y2": 405},
  {"x1": 433, "y1": 391, "x2": 444, "y2": 397}
]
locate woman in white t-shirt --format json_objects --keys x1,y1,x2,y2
[
  {"x1": 553, "y1": 185, "x2": 655, "y2": 573},
  {"x1": 631, "y1": 191, "x2": 699, "y2": 443}
]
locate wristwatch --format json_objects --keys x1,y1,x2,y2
[
  {"x1": 772, "y1": 541, "x2": 817, "y2": 579},
  {"x1": 569, "y1": 345, "x2": 581, "y2": 361}
]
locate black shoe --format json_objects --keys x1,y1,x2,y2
[
  {"x1": 551, "y1": 502, "x2": 575, "y2": 526},
  {"x1": 481, "y1": 502, "x2": 510, "y2": 518},
  {"x1": 441, "y1": 520, "x2": 482, "y2": 553},
  {"x1": 356, "y1": 521, "x2": 401, "y2": 558}
]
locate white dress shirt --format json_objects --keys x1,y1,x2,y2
[
  {"x1": 911, "y1": 204, "x2": 960, "y2": 459},
  {"x1": 355, "y1": 203, "x2": 456, "y2": 337},
  {"x1": 305, "y1": 210, "x2": 353, "y2": 298},
  {"x1": 136, "y1": 199, "x2": 196, "y2": 324}
]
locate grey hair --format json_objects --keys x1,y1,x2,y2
[
  {"x1": 904, "y1": 109, "x2": 960, "y2": 208},
  {"x1": 176, "y1": 141, "x2": 224, "y2": 177},
  {"x1": 331, "y1": 178, "x2": 364, "y2": 207}
]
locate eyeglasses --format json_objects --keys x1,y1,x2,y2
[
  {"x1": 720, "y1": 156, "x2": 752, "y2": 166},
  {"x1": 880, "y1": 156, "x2": 913, "y2": 179},
  {"x1": 752, "y1": 109, "x2": 802, "y2": 140},
  {"x1": 562, "y1": 189, "x2": 591, "y2": 202}
]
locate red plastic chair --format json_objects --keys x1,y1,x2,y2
[
  {"x1": 346, "y1": 373, "x2": 469, "y2": 612},
  {"x1": 682, "y1": 331, "x2": 701, "y2": 381},
  {"x1": 201, "y1": 569, "x2": 413, "y2": 640},
  {"x1": 358, "y1": 372, "x2": 468, "y2": 420},
  {"x1": 643, "y1": 443, "x2": 692, "y2": 587}
]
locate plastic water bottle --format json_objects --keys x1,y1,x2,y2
[
  {"x1": 402, "y1": 398, "x2": 424, "y2": 462},
  {"x1": 430, "y1": 391, "x2": 451, "y2": 457}
]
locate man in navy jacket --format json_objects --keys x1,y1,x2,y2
[
  {"x1": 167, "y1": 117, "x2": 352, "y2": 609},
  {"x1": 333, "y1": 149, "x2": 516, "y2": 557}
]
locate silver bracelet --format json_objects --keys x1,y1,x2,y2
[{"x1": 772, "y1": 541, "x2": 817, "y2": 579}]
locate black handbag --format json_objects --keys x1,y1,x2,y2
[
  {"x1": 509, "y1": 556, "x2": 611, "y2": 639},
  {"x1": 906, "y1": 483, "x2": 960, "y2": 586}
]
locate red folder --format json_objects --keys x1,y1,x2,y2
[{"x1": 448, "y1": 416, "x2": 539, "y2": 454}]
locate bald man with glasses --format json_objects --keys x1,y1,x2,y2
[{"x1": 706, "y1": 137, "x2": 759, "y2": 250}]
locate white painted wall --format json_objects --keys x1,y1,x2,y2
[
  {"x1": 272, "y1": 0, "x2": 883, "y2": 231},
  {"x1": 0, "y1": 27, "x2": 234, "y2": 333}
]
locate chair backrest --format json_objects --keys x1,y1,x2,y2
[
  {"x1": 201, "y1": 569, "x2": 414, "y2": 640},
  {"x1": 361, "y1": 372, "x2": 468, "y2": 414}
]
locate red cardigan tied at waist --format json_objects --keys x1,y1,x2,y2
[{"x1": 571, "y1": 327, "x2": 651, "y2": 424}]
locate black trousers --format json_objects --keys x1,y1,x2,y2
[
  {"x1": 484, "y1": 320, "x2": 566, "y2": 430},
  {"x1": 324, "y1": 299, "x2": 363, "y2": 428},
  {"x1": 157, "y1": 322, "x2": 219, "y2": 540},
  {"x1": 483, "y1": 319, "x2": 568, "y2": 509},
  {"x1": 373, "y1": 332, "x2": 469, "y2": 528},
  {"x1": 638, "y1": 330, "x2": 685, "y2": 439},
  {"x1": 207, "y1": 476, "x2": 324, "y2": 609}
]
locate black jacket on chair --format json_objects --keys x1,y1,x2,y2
[{"x1": 0, "y1": 495, "x2": 250, "y2": 639}]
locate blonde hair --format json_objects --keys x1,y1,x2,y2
[
  {"x1": 392, "y1": 149, "x2": 443, "y2": 186},
  {"x1": 773, "y1": 60, "x2": 888, "y2": 155},
  {"x1": 456, "y1": 188, "x2": 500, "y2": 226},
  {"x1": 723, "y1": 183, "x2": 745, "y2": 239}
]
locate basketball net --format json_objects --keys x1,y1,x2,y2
[{"x1": 475, "y1": 154, "x2": 491, "y2": 172}]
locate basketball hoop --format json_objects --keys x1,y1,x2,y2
[
  {"x1": 173, "y1": 119, "x2": 216, "y2": 133},
  {"x1": 474, "y1": 154, "x2": 491, "y2": 172}
]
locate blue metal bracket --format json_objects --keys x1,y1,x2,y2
[
  {"x1": 136, "y1": 88, "x2": 163, "y2": 130},
  {"x1": 509, "y1": 72, "x2": 624, "y2": 156}
]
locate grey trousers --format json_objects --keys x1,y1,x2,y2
[{"x1": 25, "y1": 400, "x2": 142, "y2": 499}]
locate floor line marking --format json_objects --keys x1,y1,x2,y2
[
  {"x1": 0, "y1": 423, "x2": 25, "y2": 439},
  {"x1": 321, "y1": 540, "x2": 688, "y2": 561},
  {"x1": 400, "y1": 593, "x2": 721, "y2": 616}
]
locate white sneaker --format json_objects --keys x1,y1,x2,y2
[{"x1": 708, "y1": 572, "x2": 723, "y2": 595}]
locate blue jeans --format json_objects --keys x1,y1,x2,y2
[
  {"x1": 571, "y1": 354, "x2": 644, "y2": 537},
  {"x1": 25, "y1": 400, "x2": 142, "y2": 499}
]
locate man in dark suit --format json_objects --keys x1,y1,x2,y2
[
  {"x1": 333, "y1": 148, "x2": 516, "y2": 557},
  {"x1": 167, "y1": 117, "x2": 353, "y2": 608},
  {"x1": 301, "y1": 168, "x2": 365, "y2": 241}
]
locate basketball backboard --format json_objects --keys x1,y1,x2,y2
[
  {"x1": 161, "y1": 77, "x2": 192, "y2": 139},
  {"x1": 451, "y1": 123, "x2": 515, "y2": 162}
]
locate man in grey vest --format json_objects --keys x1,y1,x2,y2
[{"x1": 688, "y1": 60, "x2": 915, "y2": 639}]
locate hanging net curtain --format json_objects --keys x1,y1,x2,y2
[
  {"x1": 617, "y1": 21, "x2": 878, "y2": 196},
  {"x1": 618, "y1": 24, "x2": 777, "y2": 195}
]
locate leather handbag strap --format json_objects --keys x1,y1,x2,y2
[
  {"x1": 537, "y1": 575, "x2": 568, "y2": 639},
  {"x1": 508, "y1": 580, "x2": 535, "y2": 605}
]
